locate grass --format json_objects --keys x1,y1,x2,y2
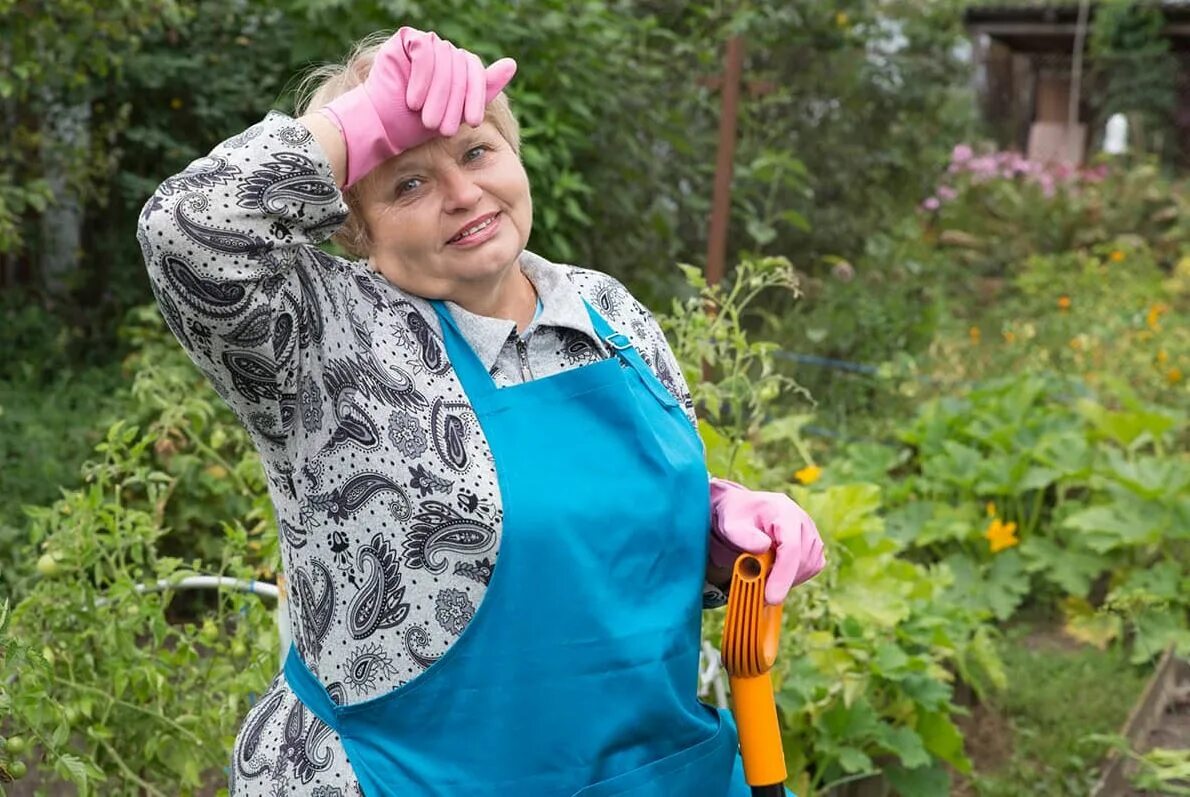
[{"x1": 962, "y1": 619, "x2": 1153, "y2": 797}]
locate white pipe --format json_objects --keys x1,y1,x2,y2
[{"x1": 93, "y1": 575, "x2": 279, "y2": 606}]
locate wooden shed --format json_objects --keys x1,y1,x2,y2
[{"x1": 964, "y1": 1, "x2": 1190, "y2": 165}]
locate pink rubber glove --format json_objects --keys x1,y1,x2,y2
[
  {"x1": 709, "y1": 477, "x2": 826, "y2": 605},
  {"x1": 319, "y1": 27, "x2": 518, "y2": 188}
]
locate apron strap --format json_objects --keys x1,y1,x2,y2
[
  {"x1": 584, "y1": 300, "x2": 679, "y2": 410},
  {"x1": 430, "y1": 299, "x2": 499, "y2": 400}
]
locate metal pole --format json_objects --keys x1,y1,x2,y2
[
  {"x1": 1067, "y1": 0, "x2": 1091, "y2": 162},
  {"x1": 706, "y1": 35, "x2": 745, "y2": 287}
]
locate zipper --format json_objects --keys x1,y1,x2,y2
[{"x1": 516, "y1": 337, "x2": 532, "y2": 381}]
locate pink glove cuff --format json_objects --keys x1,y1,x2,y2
[{"x1": 318, "y1": 88, "x2": 405, "y2": 189}]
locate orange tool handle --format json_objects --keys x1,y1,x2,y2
[{"x1": 721, "y1": 550, "x2": 787, "y2": 788}]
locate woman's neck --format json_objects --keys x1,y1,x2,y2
[{"x1": 448, "y1": 264, "x2": 538, "y2": 332}]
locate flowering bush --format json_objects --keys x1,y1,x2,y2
[{"x1": 923, "y1": 145, "x2": 1108, "y2": 209}]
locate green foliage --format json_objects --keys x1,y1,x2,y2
[
  {"x1": 1090, "y1": 0, "x2": 1179, "y2": 158},
  {"x1": 9, "y1": 0, "x2": 977, "y2": 314},
  {"x1": 968, "y1": 624, "x2": 1150, "y2": 797},
  {"x1": 0, "y1": 310, "x2": 278, "y2": 795},
  {"x1": 874, "y1": 372, "x2": 1190, "y2": 655},
  {"x1": 677, "y1": 257, "x2": 991, "y2": 794},
  {"x1": 0, "y1": 294, "x2": 131, "y2": 575},
  {"x1": 724, "y1": 0, "x2": 976, "y2": 266},
  {"x1": 0, "y1": 0, "x2": 185, "y2": 260},
  {"x1": 662, "y1": 256, "x2": 808, "y2": 453}
]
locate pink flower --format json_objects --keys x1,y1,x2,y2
[
  {"x1": 922, "y1": 196, "x2": 941, "y2": 211},
  {"x1": 951, "y1": 144, "x2": 974, "y2": 163},
  {"x1": 831, "y1": 261, "x2": 856, "y2": 282},
  {"x1": 938, "y1": 185, "x2": 958, "y2": 201}
]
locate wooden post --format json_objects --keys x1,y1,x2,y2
[{"x1": 706, "y1": 35, "x2": 745, "y2": 288}]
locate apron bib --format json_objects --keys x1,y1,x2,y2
[{"x1": 283, "y1": 299, "x2": 760, "y2": 796}]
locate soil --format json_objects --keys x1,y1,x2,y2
[
  {"x1": 1016, "y1": 622, "x2": 1089, "y2": 654},
  {"x1": 950, "y1": 699, "x2": 1016, "y2": 796}
]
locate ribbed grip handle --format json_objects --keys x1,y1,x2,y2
[{"x1": 721, "y1": 551, "x2": 787, "y2": 789}]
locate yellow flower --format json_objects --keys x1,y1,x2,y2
[
  {"x1": 1110, "y1": 250, "x2": 1126, "y2": 263},
  {"x1": 1169, "y1": 367, "x2": 1184, "y2": 384},
  {"x1": 170, "y1": 97, "x2": 184, "y2": 110},
  {"x1": 835, "y1": 11, "x2": 850, "y2": 27},
  {"x1": 794, "y1": 465, "x2": 822, "y2": 485},
  {"x1": 1003, "y1": 329, "x2": 1016, "y2": 344},
  {"x1": 985, "y1": 501, "x2": 997, "y2": 517},
  {"x1": 1146, "y1": 303, "x2": 1169, "y2": 331},
  {"x1": 1069, "y1": 337, "x2": 1083, "y2": 351},
  {"x1": 969, "y1": 326, "x2": 981, "y2": 344},
  {"x1": 1058, "y1": 295, "x2": 1072, "y2": 311},
  {"x1": 1157, "y1": 349, "x2": 1169, "y2": 364},
  {"x1": 985, "y1": 518, "x2": 1019, "y2": 553}
]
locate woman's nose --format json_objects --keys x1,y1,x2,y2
[{"x1": 441, "y1": 167, "x2": 484, "y2": 210}]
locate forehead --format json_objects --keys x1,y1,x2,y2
[{"x1": 391, "y1": 120, "x2": 501, "y2": 169}]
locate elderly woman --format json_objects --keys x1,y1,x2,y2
[{"x1": 138, "y1": 27, "x2": 824, "y2": 797}]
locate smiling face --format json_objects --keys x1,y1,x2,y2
[{"x1": 357, "y1": 120, "x2": 534, "y2": 305}]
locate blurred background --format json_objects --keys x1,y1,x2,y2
[{"x1": 1, "y1": 1, "x2": 1187, "y2": 795}]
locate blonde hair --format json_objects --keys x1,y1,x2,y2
[{"x1": 294, "y1": 32, "x2": 522, "y2": 259}]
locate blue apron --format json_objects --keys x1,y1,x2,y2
[{"x1": 283, "y1": 298, "x2": 770, "y2": 796}]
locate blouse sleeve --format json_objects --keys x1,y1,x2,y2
[{"x1": 136, "y1": 111, "x2": 350, "y2": 459}]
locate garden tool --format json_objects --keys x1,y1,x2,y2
[{"x1": 722, "y1": 549, "x2": 788, "y2": 797}]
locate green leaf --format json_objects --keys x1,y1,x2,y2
[
  {"x1": 820, "y1": 698, "x2": 882, "y2": 741},
  {"x1": 778, "y1": 208, "x2": 811, "y2": 231},
  {"x1": 917, "y1": 710, "x2": 971, "y2": 772},
  {"x1": 985, "y1": 551, "x2": 1031, "y2": 620},
  {"x1": 895, "y1": 501, "x2": 980, "y2": 548},
  {"x1": 872, "y1": 644, "x2": 912, "y2": 679},
  {"x1": 789, "y1": 483, "x2": 884, "y2": 543},
  {"x1": 54, "y1": 753, "x2": 104, "y2": 788},
  {"x1": 876, "y1": 723, "x2": 931, "y2": 769},
  {"x1": 885, "y1": 762, "x2": 952, "y2": 797},
  {"x1": 836, "y1": 746, "x2": 875, "y2": 773},
  {"x1": 1063, "y1": 498, "x2": 1168, "y2": 553},
  {"x1": 745, "y1": 217, "x2": 777, "y2": 246},
  {"x1": 1099, "y1": 450, "x2": 1190, "y2": 500},
  {"x1": 1021, "y1": 537, "x2": 1108, "y2": 596},
  {"x1": 900, "y1": 674, "x2": 953, "y2": 712},
  {"x1": 833, "y1": 557, "x2": 913, "y2": 628},
  {"x1": 1131, "y1": 609, "x2": 1190, "y2": 664},
  {"x1": 1076, "y1": 399, "x2": 1178, "y2": 449},
  {"x1": 1018, "y1": 466, "x2": 1061, "y2": 491}
]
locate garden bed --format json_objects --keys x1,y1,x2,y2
[{"x1": 1093, "y1": 646, "x2": 1190, "y2": 797}]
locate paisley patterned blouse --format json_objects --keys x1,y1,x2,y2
[{"x1": 137, "y1": 111, "x2": 724, "y2": 795}]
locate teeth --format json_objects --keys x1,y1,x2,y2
[{"x1": 452, "y1": 216, "x2": 494, "y2": 243}]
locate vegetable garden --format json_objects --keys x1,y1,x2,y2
[{"x1": 1, "y1": 1, "x2": 1186, "y2": 794}]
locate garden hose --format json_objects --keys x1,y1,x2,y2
[{"x1": 721, "y1": 550, "x2": 787, "y2": 797}]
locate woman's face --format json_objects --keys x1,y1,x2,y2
[{"x1": 358, "y1": 120, "x2": 533, "y2": 301}]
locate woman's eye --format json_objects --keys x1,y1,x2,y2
[
  {"x1": 396, "y1": 177, "x2": 422, "y2": 195},
  {"x1": 464, "y1": 145, "x2": 489, "y2": 162}
]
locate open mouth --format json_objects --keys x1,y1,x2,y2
[{"x1": 447, "y1": 212, "x2": 501, "y2": 245}]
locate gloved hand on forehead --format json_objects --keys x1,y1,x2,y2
[
  {"x1": 319, "y1": 27, "x2": 518, "y2": 188},
  {"x1": 708, "y1": 477, "x2": 826, "y2": 605}
]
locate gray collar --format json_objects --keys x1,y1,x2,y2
[{"x1": 441, "y1": 251, "x2": 603, "y2": 373}]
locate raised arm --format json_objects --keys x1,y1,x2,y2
[{"x1": 136, "y1": 111, "x2": 351, "y2": 458}]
